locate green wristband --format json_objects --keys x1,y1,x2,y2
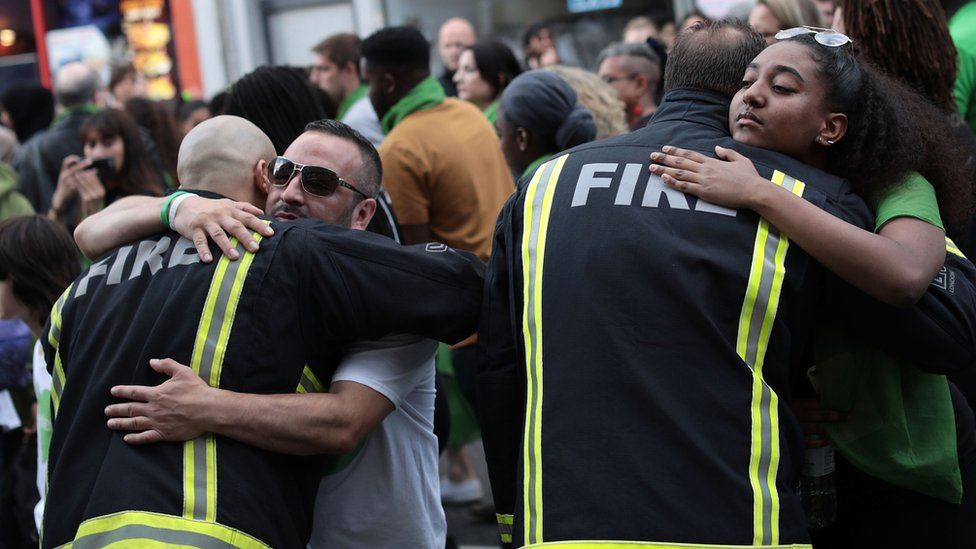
[{"x1": 160, "y1": 191, "x2": 188, "y2": 228}]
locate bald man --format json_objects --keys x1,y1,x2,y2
[
  {"x1": 49, "y1": 116, "x2": 481, "y2": 547},
  {"x1": 437, "y1": 17, "x2": 477, "y2": 96},
  {"x1": 15, "y1": 62, "x2": 104, "y2": 215}
]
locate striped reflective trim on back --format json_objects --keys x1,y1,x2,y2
[
  {"x1": 736, "y1": 170, "x2": 804, "y2": 546},
  {"x1": 521, "y1": 154, "x2": 570, "y2": 546},
  {"x1": 61, "y1": 510, "x2": 269, "y2": 548},
  {"x1": 183, "y1": 235, "x2": 263, "y2": 522},
  {"x1": 48, "y1": 283, "x2": 73, "y2": 416},
  {"x1": 521, "y1": 541, "x2": 813, "y2": 548},
  {"x1": 497, "y1": 514, "x2": 514, "y2": 544},
  {"x1": 295, "y1": 365, "x2": 326, "y2": 393},
  {"x1": 946, "y1": 237, "x2": 966, "y2": 258}
]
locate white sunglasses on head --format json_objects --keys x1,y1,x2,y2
[{"x1": 774, "y1": 26, "x2": 853, "y2": 48}]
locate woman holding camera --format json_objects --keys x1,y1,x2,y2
[{"x1": 49, "y1": 108, "x2": 163, "y2": 228}]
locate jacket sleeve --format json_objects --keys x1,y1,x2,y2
[
  {"x1": 832, "y1": 245, "x2": 976, "y2": 373},
  {"x1": 298, "y1": 226, "x2": 485, "y2": 346},
  {"x1": 476, "y1": 192, "x2": 523, "y2": 547}
]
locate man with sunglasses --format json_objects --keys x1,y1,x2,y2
[{"x1": 53, "y1": 116, "x2": 478, "y2": 548}]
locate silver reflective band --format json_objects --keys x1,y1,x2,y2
[{"x1": 774, "y1": 26, "x2": 852, "y2": 48}]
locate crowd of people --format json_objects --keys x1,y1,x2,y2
[{"x1": 0, "y1": 0, "x2": 975, "y2": 548}]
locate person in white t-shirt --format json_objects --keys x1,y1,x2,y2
[{"x1": 0, "y1": 216, "x2": 82, "y2": 535}]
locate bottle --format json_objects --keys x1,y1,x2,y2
[{"x1": 800, "y1": 438, "x2": 837, "y2": 528}]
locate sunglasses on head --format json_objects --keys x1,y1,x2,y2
[
  {"x1": 775, "y1": 26, "x2": 852, "y2": 48},
  {"x1": 266, "y1": 156, "x2": 371, "y2": 199}
]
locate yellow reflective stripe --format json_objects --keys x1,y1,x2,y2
[
  {"x1": 521, "y1": 154, "x2": 569, "y2": 546},
  {"x1": 497, "y1": 513, "x2": 514, "y2": 543},
  {"x1": 737, "y1": 170, "x2": 803, "y2": 546},
  {"x1": 295, "y1": 365, "x2": 326, "y2": 393},
  {"x1": 521, "y1": 541, "x2": 812, "y2": 548},
  {"x1": 183, "y1": 234, "x2": 263, "y2": 522},
  {"x1": 48, "y1": 282, "x2": 73, "y2": 348},
  {"x1": 51, "y1": 351, "x2": 65, "y2": 415},
  {"x1": 946, "y1": 237, "x2": 965, "y2": 258},
  {"x1": 59, "y1": 510, "x2": 269, "y2": 548}
]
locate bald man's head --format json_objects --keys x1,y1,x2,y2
[
  {"x1": 178, "y1": 115, "x2": 276, "y2": 209},
  {"x1": 438, "y1": 18, "x2": 476, "y2": 72},
  {"x1": 54, "y1": 62, "x2": 101, "y2": 109}
]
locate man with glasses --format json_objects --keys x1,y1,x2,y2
[
  {"x1": 51, "y1": 116, "x2": 477, "y2": 548},
  {"x1": 596, "y1": 42, "x2": 662, "y2": 131}
]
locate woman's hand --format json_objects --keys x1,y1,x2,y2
[
  {"x1": 170, "y1": 196, "x2": 272, "y2": 262},
  {"x1": 73, "y1": 166, "x2": 106, "y2": 223},
  {"x1": 649, "y1": 145, "x2": 770, "y2": 210},
  {"x1": 50, "y1": 155, "x2": 88, "y2": 220}
]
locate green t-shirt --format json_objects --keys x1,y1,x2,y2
[
  {"x1": 954, "y1": 47, "x2": 976, "y2": 133},
  {"x1": 950, "y1": 2, "x2": 976, "y2": 56},
  {"x1": 815, "y1": 173, "x2": 961, "y2": 503},
  {"x1": 873, "y1": 172, "x2": 944, "y2": 232}
]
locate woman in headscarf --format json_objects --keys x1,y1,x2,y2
[{"x1": 497, "y1": 70, "x2": 597, "y2": 178}]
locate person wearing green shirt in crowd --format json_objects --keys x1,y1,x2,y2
[
  {"x1": 651, "y1": 28, "x2": 976, "y2": 547},
  {"x1": 453, "y1": 41, "x2": 521, "y2": 126},
  {"x1": 496, "y1": 70, "x2": 597, "y2": 179},
  {"x1": 945, "y1": 0, "x2": 976, "y2": 132},
  {"x1": 15, "y1": 62, "x2": 102, "y2": 215},
  {"x1": 309, "y1": 32, "x2": 383, "y2": 147},
  {"x1": 361, "y1": 26, "x2": 516, "y2": 511}
]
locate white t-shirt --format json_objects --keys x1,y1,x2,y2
[
  {"x1": 307, "y1": 334, "x2": 445, "y2": 549},
  {"x1": 340, "y1": 96, "x2": 384, "y2": 148},
  {"x1": 33, "y1": 340, "x2": 52, "y2": 532}
]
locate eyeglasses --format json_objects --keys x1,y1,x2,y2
[
  {"x1": 775, "y1": 26, "x2": 852, "y2": 48},
  {"x1": 602, "y1": 73, "x2": 638, "y2": 85},
  {"x1": 267, "y1": 156, "x2": 371, "y2": 199}
]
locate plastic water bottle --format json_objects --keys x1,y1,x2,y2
[{"x1": 800, "y1": 440, "x2": 837, "y2": 528}]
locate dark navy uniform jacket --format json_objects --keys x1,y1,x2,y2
[
  {"x1": 478, "y1": 89, "x2": 976, "y2": 547},
  {"x1": 42, "y1": 217, "x2": 484, "y2": 548},
  {"x1": 477, "y1": 88, "x2": 976, "y2": 549}
]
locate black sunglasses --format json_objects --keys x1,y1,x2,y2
[{"x1": 267, "y1": 156, "x2": 371, "y2": 199}]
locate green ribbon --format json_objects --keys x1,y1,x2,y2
[
  {"x1": 52, "y1": 103, "x2": 99, "y2": 126},
  {"x1": 523, "y1": 153, "x2": 556, "y2": 179},
  {"x1": 380, "y1": 76, "x2": 445, "y2": 134},
  {"x1": 483, "y1": 100, "x2": 499, "y2": 126},
  {"x1": 337, "y1": 84, "x2": 368, "y2": 121}
]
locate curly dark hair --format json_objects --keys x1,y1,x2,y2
[
  {"x1": 838, "y1": 0, "x2": 958, "y2": 115},
  {"x1": 786, "y1": 34, "x2": 974, "y2": 233}
]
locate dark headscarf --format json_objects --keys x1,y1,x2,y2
[{"x1": 500, "y1": 70, "x2": 596, "y2": 150}]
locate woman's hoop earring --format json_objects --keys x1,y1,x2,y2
[{"x1": 816, "y1": 136, "x2": 835, "y2": 146}]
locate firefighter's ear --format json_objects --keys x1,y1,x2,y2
[{"x1": 254, "y1": 159, "x2": 269, "y2": 195}]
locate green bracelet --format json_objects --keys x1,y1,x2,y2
[{"x1": 160, "y1": 191, "x2": 188, "y2": 228}]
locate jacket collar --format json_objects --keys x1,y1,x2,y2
[{"x1": 648, "y1": 88, "x2": 732, "y2": 135}]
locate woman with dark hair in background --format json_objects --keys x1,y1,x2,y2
[
  {"x1": 0, "y1": 215, "x2": 80, "y2": 544},
  {"x1": 50, "y1": 108, "x2": 163, "y2": 228},
  {"x1": 652, "y1": 31, "x2": 976, "y2": 548},
  {"x1": 225, "y1": 64, "x2": 400, "y2": 242},
  {"x1": 177, "y1": 100, "x2": 211, "y2": 136},
  {"x1": 124, "y1": 97, "x2": 182, "y2": 187},
  {"x1": 453, "y1": 41, "x2": 521, "y2": 124},
  {"x1": 0, "y1": 84, "x2": 55, "y2": 145},
  {"x1": 497, "y1": 70, "x2": 597, "y2": 178}
]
